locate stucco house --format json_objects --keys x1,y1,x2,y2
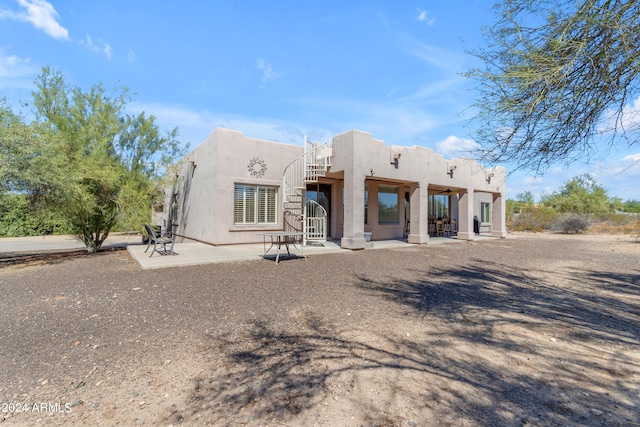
[{"x1": 154, "y1": 128, "x2": 507, "y2": 249}]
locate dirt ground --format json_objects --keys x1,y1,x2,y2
[{"x1": 0, "y1": 232, "x2": 639, "y2": 426}]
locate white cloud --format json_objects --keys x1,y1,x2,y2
[
  {"x1": 257, "y1": 59, "x2": 279, "y2": 83},
  {"x1": 287, "y1": 94, "x2": 439, "y2": 145},
  {"x1": 623, "y1": 152, "x2": 640, "y2": 162},
  {"x1": 103, "y1": 43, "x2": 112, "y2": 59},
  {"x1": 127, "y1": 102, "x2": 334, "y2": 150},
  {"x1": 416, "y1": 9, "x2": 435, "y2": 26},
  {"x1": 506, "y1": 151, "x2": 640, "y2": 201},
  {"x1": 79, "y1": 35, "x2": 112, "y2": 59},
  {"x1": 435, "y1": 135, "x2": 479, "y2": 157},
  {"x1": 521, "y1": 175, "x2": 544, "y2": 186},
  {"x1": 0, "y1": 53, "x2": 32, "y2": 78},
  {"x1": 400, "y1": 36, "x2": 467, "y2": 73},
  {"x1": 599, "y1": 95, "x2": 640, "y2": 136},
  {"x1": 128, "y1": 48, "x2": 135, "y2": 62},
  {"x1": 0, "y1": 52, "x2": 35, "y2": 96},
  {"x1": 0, "y1": 0, "x2": 68, "y2": 40},
  {"x1": 547, "y1": 166, "x2": 566, "y2": 176}
]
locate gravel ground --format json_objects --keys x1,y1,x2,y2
[{"x1": 0, "y1": 232, "x2": 639, "y2": 426}]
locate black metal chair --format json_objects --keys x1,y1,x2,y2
[{"x1": 143, "y1": 224, "x2": 175, "y2": 257}]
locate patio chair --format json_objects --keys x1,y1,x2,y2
[
  {"x1": 450, "y1": 219, "x2": 457, "y2": 236},
  {"x1": 143, "y1": 224, "x2": 175, "y2": 257}
]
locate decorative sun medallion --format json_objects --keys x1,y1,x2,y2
[{"x1": 247, "y1": 157, "x2": 267, "y2": 178}]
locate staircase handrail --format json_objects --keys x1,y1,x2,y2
[
  {"x1": 305, "y1": 198, "x2": 328, "y2": 242},
  {"x1": 282, "y1": 138, "x2": 332, "y2": 237},
  {"x1": 282, "y1": 141, "x2": 331, "y2": 181},
  {"x1": 283, "y1": 140, "x2": 332, "y2": 200}
]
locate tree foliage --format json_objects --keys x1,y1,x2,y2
[
  {"x1": 622, "y1": 199, "x2": 640, "y2": 212},
  {"x1": 541, "y1": 174, "x2": 612, "y2": 215},
  {"x1": 0, "y1": 98, "x2": 53, "y2": 194},
  {"x1": 507, "y1": 190, "x2": 559, "y2": 231},
  {"x1": 465, "y1": 0, "x2": 640, "y2": 172},
  {"x1": 507, "y1": 191, "x2": 536, "y2": 213},
  {"x1": 0, "y1": 67, "x2": 187, "y2": 251},
  {"x1": 0, "y1": 193, "x2": 73, "y2": 237}
]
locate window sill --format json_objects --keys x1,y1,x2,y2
[{"x1": 229, "y1": 224, "x2": 281, "y2": 232}]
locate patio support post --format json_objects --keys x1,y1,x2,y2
[
  {"x1": 457, "y1": 188, "x2": 475, "y2": 240},
  {"x1": 340, "y1": 174, "x2": 366, "y2": 249},
  {"x1": 408, "y1": 182, "x2": 429, "y2": 244},
  {"x1": 338, "y1": 130, "x2": 368, "y2": 249},
  {"x1": 491, "y1": 192, "x2": 508, "y2": 238}
]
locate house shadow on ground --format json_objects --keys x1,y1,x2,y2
[{"x1": 182, "y1": 260, "x2": 640, "y2": 426}]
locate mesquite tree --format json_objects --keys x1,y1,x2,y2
[
  {"x1": 26, "y1": 67, "x2": 186, "y2": 252},
  {"x1": 465, "y1": 0, "x2": 640, "y2": 172}
]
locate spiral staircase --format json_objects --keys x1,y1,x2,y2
[{"x1": 283, "y1": 137, "x2": 332, "y2": 244}]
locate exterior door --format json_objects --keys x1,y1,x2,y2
[{"x1": 307, "y1": 183, "x2": 332, "y2": 237}]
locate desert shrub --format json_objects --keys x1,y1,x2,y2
[
  {"x1": 593, "y1": 212, "x2": 635, "y2": 225},
  {"x1": 553, "y1": 215, "x2": 590, "y2": 234},
  {"x1": 588, "y1": 213, "x2": 640, "y2": 234},
  {"x1": 507, "y1": 205, "x2": 558, "y2": 232}
]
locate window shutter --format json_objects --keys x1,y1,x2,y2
[{"x1": 235, "y1": 184, "x2": 277, "y2": 225}]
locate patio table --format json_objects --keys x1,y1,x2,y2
[{"x1": 257, "y1": 231, "x2": 306, "y2": 264}]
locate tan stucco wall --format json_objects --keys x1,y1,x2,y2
[
  {"x1": 330, "y1": 130, "x2": 507, "y2": 247},
  {"x1": 163, "y1": 127, "x2": 507, "y2": 247},
  {"x1": 173, "y1": 128, "x2": 303, "y2": 245}
]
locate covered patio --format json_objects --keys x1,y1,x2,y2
[{"x1": 126, "y1": 236, "x2": 471, "y2": 269}]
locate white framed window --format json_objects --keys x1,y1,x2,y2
[
  {"x1": 234, "y1": 184, "x2": 278, "y2": 225},
  {"x1": 481, "y1": 202, "x2": 491, "y2": 223}
]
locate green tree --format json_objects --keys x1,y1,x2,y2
[
  {"x1": 465, "y1": 0, "x2": 640, "y2": 172},
  {"x1": 1, "y1": 98, "x2": 72, "y2": 236},
  {"x1": 507, "y1": 190, "x2": 558, "y2": 231},
  {"x1": 0, "y1": 193, "x2": 73, "y2": 236},
  {"x1": 20, "y1": 67, "x2": 187, "y2": 252},
  {"x1": 0, "y1": 98, "x2": 52, "y2": 194},
  {"x1": 507, "y1": 191, "x2": 534, "y2": 214},
  {"x1": 622, "y1": 199, "x2": 640, "y2": 212},
  {"x1": 516, "y1": 191, "x2": 535, "y2": 205},
  {"x1": 541, "y1": 174, "x2": 612, "y2": 215}
]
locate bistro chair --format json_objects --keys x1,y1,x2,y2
[
  {"x1": 428, "y1": 216, "x2": 436, "y2": 236},
  {"x1": 443, "y1": 219, "x2": 451, "y2": 236},
  {"x1": 144, "y1": 224, "x2": 175, "y2": 257}
]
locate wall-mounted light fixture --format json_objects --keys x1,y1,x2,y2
[
  {"x1": 390, "y1": 151, "x2": 401, "y2": 164},
  {"x1": 448, "y1": 165, "x2": 457, "y2": 177},
  {"x1": 188, "y1": 156, "x2": 197, "y2": 168},
  {"x1": 370, "y1": 168, "x2": 375, "y2": 176},
  {"x1": 486, "y1": 172, "x2": 495, "y2": 183}
]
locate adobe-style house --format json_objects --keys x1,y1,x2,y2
[{"x1": 154, "y1": 128, "x2": 507, "y2": 249}]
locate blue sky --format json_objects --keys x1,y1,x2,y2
[{"x1": 1, "y1": 0, "x2": 639, "y2": 201}]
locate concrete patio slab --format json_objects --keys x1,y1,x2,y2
[
  {"x1": 128, "y1": 239, "x2": 349, "y2": 269},
  {"x1": 2, "y1": 233, "x2": 471, "y2": 270},
  {"x1": 127, "y1": 238, "x2": 427, "y2": 269}
]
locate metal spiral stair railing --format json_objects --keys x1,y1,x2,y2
[{"x1": 282, "y1": 138, "x2": 331, "y2": 244}]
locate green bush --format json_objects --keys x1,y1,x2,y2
[{"x1": 0, "y1": 193, "x2": 73, "y2": 237}]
